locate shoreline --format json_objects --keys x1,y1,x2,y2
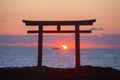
[{"x1": 0, "y1": 66, "x2": 120, "y2": 80}]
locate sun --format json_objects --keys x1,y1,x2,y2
[{"x1": 61, "y1": 45, "x2": 68, "y2": 50}]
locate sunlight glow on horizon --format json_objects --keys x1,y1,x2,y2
[
  {"x1": 0, "y1": 43, "x2": 119, "y2": 49},
  {"x1": 61, "y1": 45, "x2": 68, "y2": 50}
]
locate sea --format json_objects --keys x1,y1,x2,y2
[{"x1": 0, "y1": 46, "x2": 120, "y2": 70}]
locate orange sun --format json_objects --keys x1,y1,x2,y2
[{"x1": 61, "y1": 45, "x2": 68, "y2": 50}]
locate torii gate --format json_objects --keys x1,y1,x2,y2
[{"x1": 23, "y1": 19, "x2": 96, "y2": 68}]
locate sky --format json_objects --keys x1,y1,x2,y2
[{"x1": 0, "y1": 0, "x2": 120, "y2": 48}]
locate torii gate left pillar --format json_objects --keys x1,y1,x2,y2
[{"x1": 23, "y1": 19, "x2": 96, "y2": 68}]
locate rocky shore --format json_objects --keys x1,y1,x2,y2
[{"x1": 0, "y1": 66, "x2": 120, "y2": 80}]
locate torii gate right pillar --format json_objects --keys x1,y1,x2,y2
[{"x1": 75, "y1": 25, "x2": 80, "y2": 68}]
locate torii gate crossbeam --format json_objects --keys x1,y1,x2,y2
[{"x1": 23, "y1": 19, "x2": 96, "y2": 68}]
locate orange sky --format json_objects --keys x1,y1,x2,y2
[{"x1": 0, "y1": 0, "x2": 120, "y2": 35}]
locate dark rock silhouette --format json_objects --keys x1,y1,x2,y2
[{"x1": 0, "y1": 66, "x2": 120, "y2": 80}]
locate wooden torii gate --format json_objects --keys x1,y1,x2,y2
[{"x1": 23, "y1": 19, "x2": 96, "y2": 68}]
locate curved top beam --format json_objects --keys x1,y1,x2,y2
[{"x1": 23, "y1": 19, "x2": 96, "y2": 26}]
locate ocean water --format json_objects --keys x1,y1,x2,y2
[{"x1": 0, "y1": 46, "x2": 120, "y2": 70}]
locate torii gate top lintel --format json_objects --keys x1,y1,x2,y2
[{"x1": 23, "y1": 19, "x2": 96, "y2": 26}]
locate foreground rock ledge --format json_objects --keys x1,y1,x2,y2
[{"x1": 0, "y1": 66, "x2": 120, "y2": 80}]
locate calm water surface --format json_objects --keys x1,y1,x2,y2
[{"x1": 0, "y1": 46, "x2": 120, "y2": 70}]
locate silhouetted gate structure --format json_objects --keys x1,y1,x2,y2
[{"x1": 23, "y1": 19, "x2": 96, "y2": 68}]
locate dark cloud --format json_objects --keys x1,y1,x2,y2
[
  {"x1": 0, "y1": 35, "x2": 37, "y2": 44},
  {"x1": 80, "y1": 34, "x2": 120, "y2": 45},
  {"x1": 1, "y1": 20, "x2": 7, "y2": 23},
  {"x1": 90, "y1": 27, "x2": 104, "y2": 31}
]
